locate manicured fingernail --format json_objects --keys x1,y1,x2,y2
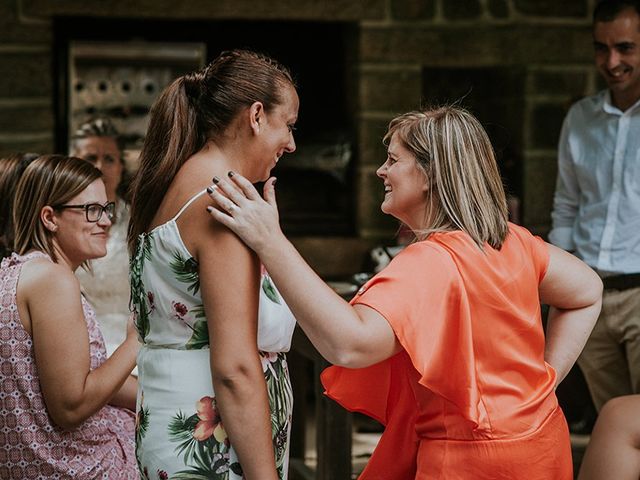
[
  {"x1": 206, "y1": 206, "x2": 213, "y2": 212},
  {"x1": 206, "y1": 186, "x2": 214, "y2": 194},
  {"x1": 212, "y1": 176, "x2": 220, "y2": 184},
  {"x1": 227, "y1": 171, "x2": 234, "y2": 178},
  {"x1": 272, "y1": 178, "x2": 277, "y2": 186}
]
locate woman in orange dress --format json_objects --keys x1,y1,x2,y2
[{"x1": 205, "y1": 106, "x2": 603, "y2": 479}]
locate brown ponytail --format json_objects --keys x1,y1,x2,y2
[{"x1": 127, "y1": 49, "x2": 295, "y2": 253}]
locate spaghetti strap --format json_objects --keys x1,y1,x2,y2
[{"x1": 171, "y1": 190, "x2": 207, "y2": 222}]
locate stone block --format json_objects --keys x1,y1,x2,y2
[
  {"x1": 443, "y1": 0, "x2": 483, "y2": 21},
  {"x1": 359, "y1": 117, "x2": 392, "y2": 166},
  {"x1": 22, "y1": 0, "x2": 385, "y2": 21},
  {"x1": 391, "y1": 0, "x2": 436, "y2": 21},
  {"x1": 361, "y1": 25, "x2": 593, "y2": 65},
  {"x1": 529, "y1": 70, "x2": 588, "y2": 97},
  {"x1": 360, "y1": 69, "x2": 422, "y2": 113},
  {"x1": 291, "y1": 236, "x2": 378, "y2": 278},
  {"x1": 356, "y1": 168, "x2": 398, "y2": 238},
  {"x1": 487, "y1": 0, "x2": 510, "y2": 19},
  {"x1": 0, "y1": 105, "x2": 53, "y2": 133},
  {"x1": 522, "y1": 154, "x2": 557, "y2": 229},
  {"x1": 0, "y1": 138, "x2": 54, "y2": 157},
  {"x1": 0, "y1": 2, "x2": 51, "y2": 43},
  {"x1": 0, "y1": 52, "x2": 52, "y2": 97},
  {"x1": 513, "y1": 0, "x2": 588, "y2": 18},
  {"x1": 529, "y1": 102, "x2": 566, "y2": 149}
]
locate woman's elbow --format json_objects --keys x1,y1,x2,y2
[
  {"x1": 328, "y1": 345, "x2": 381, "y2": 369},
  {"x1": 585, "y1": 273, "x2": 604, "y2": 305},
  {"x1": 45, "y1": 394, "x2": 90, "y2": 430},
  {"x1": 211, "y1": 361, "x2": 263, "y2": 392},
  {"x1": 50, "y1": 408, "x2": 85, "y2": 430}
]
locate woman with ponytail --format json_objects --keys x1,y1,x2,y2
[{"x1": 127, "y1": 49, "x2": 299, "y2": 479}]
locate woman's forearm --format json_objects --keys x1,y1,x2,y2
[
  {"x1": 257, "y1": 234, "x2": 380, "y2": 366},
  {"x1": 545, "y1": 300, "x2": 601, "y2": 385},
  {"x1": 108, "y1": 374, "x2": 138, "y2": 411},
  {"x1": 212, "y1": 369, "x2": 278, "y2": 480},
  {"x1": 51, "y1": 336, "x2": 138, "y2": 429}
]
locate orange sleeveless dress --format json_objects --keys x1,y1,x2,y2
[{"x1": 321, "y1": 224, "x2": 572, "y2": 479}]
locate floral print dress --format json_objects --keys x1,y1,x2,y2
[{"x1": 130, "y1": 191, "x2": 296, "y2": 480}]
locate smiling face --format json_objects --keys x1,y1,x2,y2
[
  {"x1": 73, "y1": 136, "x2": 123, "y2": 201},
  {"x1": 594, "y1": 7, "x2": 640, "y2": 110},
  {"x1": 251, "y1": 84, "x2": 299, "y2": 181},
  {"x1": 376, "y1": 133, "x2": 429, "y2": 230},
  {"x1": 50, "y1": 179, "x2": 111, "y2": 270}
]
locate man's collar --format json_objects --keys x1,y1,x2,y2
[{"x1": 602, "y1": 90, "x2": 640, "y2": 114}]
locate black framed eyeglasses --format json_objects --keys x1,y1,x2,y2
[{"x1": 53, "y1": 202, "x2": 115, "y2": 223}]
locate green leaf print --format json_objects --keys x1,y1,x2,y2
[
  {"x1": 136, "y1": 405, "x2": 150, "y2": 441},
  {"x1": 185, "y1": 317, "x2": 209, "y2": 350},
  {"x1": 262, "y1": 353, "x2": 292, "y2": 471},
  {"x1": 170, "y1": 251, "x2": 200, "y2": 295},
  {"x1": 136, "y1": 391, "x2": 150, "y2": 477},
  {"x1": 168, "y1": 398, "x2": 238, "y2": 479},
  {"x1": 171, "y1": 470, "x2": 216, "y2": 480},
  {"x1": 130, "y1": 234, "x2": 153, "y2": 340},
  {"x1": 262, "y1": 276, "x2": 281, "y2": 304},
  {"x1": 168, "y1": 411, "x2": 202, "y2": 461}
]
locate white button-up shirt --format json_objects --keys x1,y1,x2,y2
[{"x1": 549, "y1": 90, "x2": 640, "y2": 275}]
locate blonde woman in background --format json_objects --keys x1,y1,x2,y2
[{"x1": 72, "y1": 117, "x2": 134, "y2": 363}]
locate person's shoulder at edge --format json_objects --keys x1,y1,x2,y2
[{"x1": 567, "y1": 89, "x2": 607, "y2": 119}]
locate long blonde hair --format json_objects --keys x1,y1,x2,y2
[
  {"x1": 13, "y1": 155, "x2": 102, "y2": 262},
  {"x1": 384, "y1": 106, "x2": 509, "y2": 249}
]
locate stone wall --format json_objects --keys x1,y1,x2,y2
[{"x1": 1, "y1": 0, "x2": 598, "y2": 253}]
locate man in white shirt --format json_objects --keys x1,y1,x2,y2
[{"x1": 550, "y1": 0, "x2": 640, "y2": 411}]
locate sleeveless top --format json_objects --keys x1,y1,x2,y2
[
  {"x1": 0, "y1": 251, "x2": 137, "y2": 479},
  {"x1": 131, "y1": 190, "x2": 296, "y2": 480}
]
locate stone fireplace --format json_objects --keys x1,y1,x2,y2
[{"x1": 2, "y1": 0, "x2": 598, "y2": 274}]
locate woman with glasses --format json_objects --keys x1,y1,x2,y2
[
  {"x1": 72, "y1": 116, "x2": 134, "y2": 364},
  {"x1": 0, "y1": 154, "x2": 138, "y2": 479}
]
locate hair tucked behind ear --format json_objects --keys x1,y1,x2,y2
[
  {"x1": 384, "y1": 106, "x2": 509, "y2": 249},
  {"x1": 127, "y1": 49, "x2": 296, "y2": 253},
  {"x1": 12, "y1": 155, "x2": 101, "y2": 262}
]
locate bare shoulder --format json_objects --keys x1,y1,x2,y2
[
  {"x1": 178, "y1": 191, "x2": 254, "y2": 263},
  {"x1": 19, "y1": 258, "x2": 80, "y2": 298}
]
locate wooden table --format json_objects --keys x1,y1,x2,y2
[{"x1": 288, "y1": 326, "x2": 353, "y2": 480}]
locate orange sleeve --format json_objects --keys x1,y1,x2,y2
[
  {"x1": 321, "y1": 243, "x2": 468, "y2": 479},
  {"x1": 510, "y1": 223, "x2": 550, "y2": 283},
  {"x1": 352, "y1": 242, "x2": 488, "y2": 427}
]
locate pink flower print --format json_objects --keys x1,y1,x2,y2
[
  {"x1": 173, "y1": 301, "x2": 188, "y2": 317},
  {"x1": 157, "y1": 470, "x2": 168, "y2": 480},
  {"x1": 193, "y1": 396, "x2": 228, "y2": 443},
  {"x1": 147, "y1": 291, "x2": 156, "y2": 312},
  {"x1": 259, "y1": 351, "x2": 279, "y2": 377}
]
